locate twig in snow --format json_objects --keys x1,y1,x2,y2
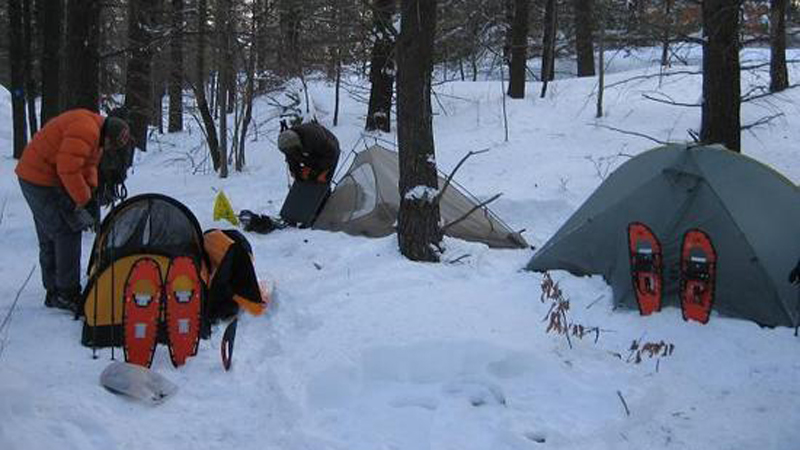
[
  {"x1": 592, "y1": 124, "x2": 668, "y2": 145},
  {"x1": 0, "y1": 196, "x2": 7, "y2": 227},
  {"x1": 741, "y1": 113, "x2": 785, "y2": 131},
  {"x1": 0, "y1": 265, "x2": 36, "y2": 360},
  {"x1": 641, "y1": 92, "x2": 700, "y2": 108},
  {"x1": 617, "y1": 390, "x2": 631, "y2": 417}
]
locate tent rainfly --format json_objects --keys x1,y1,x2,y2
[{"x1": 526, "y1": 144, "x2": 800, "y2": 327}]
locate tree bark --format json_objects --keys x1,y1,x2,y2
[
  {"x1": 574, "y1": 0, "x2": 595, "y2": 77},
  {"x1": 64, "y1": 0, "x2": 100, "y2": 111},
  {"x1": 23, "y1": 0, "x2": 37, "y2": 136},
  {"x1": 540, "y1": 0, "x2": 558, "y2": 98},
  {"x1": 196, "y1": 0, "x2": 207, "y2": 90},
  {"x1": 124, "y1": 0, "x2": 158, "y2": 151},
  {"x1": 9, "y1": 0, "x2": 28, "y2": 158},
  {"x1": 770, "y1": 0, "x2": 789, "y2": 92},
  {"x1": 366, "y1": 0, "x2": 396, "y2": 132},
  {"x1": 660, "y1": 0, "x2": 673, "y2": 67},
  {"x1": 40, "y1": 0, "x2": 63, "y2": 124},
  {"x1": 168, "y1": 0, "x2": 184, "y2": 132},
  {"x1": 396, "y1": 0, "x2": 442, "y2": 262},
  {"x1": 700, "y1": 0, "x2": 741, "y2": 153},
  {"x1": 507, "y1": 0, "x2": 530, "y2": 98},
  {"x1": 217, "y1": 0, "x2": 229, "y2": 178},
  {"x1": 278, "y1": 0, "x2": 302, "y2": 77}
]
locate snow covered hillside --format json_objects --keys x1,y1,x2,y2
[{"x1": 1, "y1": 47, "x2": 799, "y2": 450}]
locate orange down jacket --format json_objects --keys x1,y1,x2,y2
[{"x1": 15, "y1": 109, "x2": 105, "y2": 207}]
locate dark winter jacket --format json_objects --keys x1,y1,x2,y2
[{"x1": 284, "y1": 122, "x2": 340, "y2": 183}]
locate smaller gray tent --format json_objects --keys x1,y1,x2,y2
[
  {"x1": 313, "y1": 144, "x2": 528, "y2": 249},
  {"x1": 526, "y1": 144, "x2": 800, "y2": 327}
]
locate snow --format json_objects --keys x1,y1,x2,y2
[
  {"x1": 404, "y1": 185, "x2": 439, "y2": 202},
  {"x1": 1, "y1": 46, "x2": 800, "y2": 450}
]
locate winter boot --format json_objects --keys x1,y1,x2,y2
[
  {"x1": 44, "y1": 289, "x2": 58, "y2": 308},
  {"x1": 50, "y1": 287, "x2": 82, "y2": 315}
]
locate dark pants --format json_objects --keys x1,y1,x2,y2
[{"x1": 18, "y1": 179, "x2": 83, "y2": 294}]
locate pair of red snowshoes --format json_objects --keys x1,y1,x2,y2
[
  {"x1": 122, "y1": 256, "x2": 202, "y2": 368},
  {"x1": 627, "y1": 223, "x2": 717, "y2": 324}
]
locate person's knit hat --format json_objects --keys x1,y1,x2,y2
[
  {"x1": 103, "y1": 117, "x2": 131, "y2": 151},
  {"x1": 278, "y1": 129, "x2": 301, "y2": 154}
]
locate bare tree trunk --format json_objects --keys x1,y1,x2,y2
[
  {"x1": 125, "y1": 0, "x2": 158, "y2": 151},
  {"x1": 9, "y1": 0, "x2": 28, "y2": 158},
  {"x1": 196, "y1": 0, "x2": 207, "y2": 90},
  {"x1": 278, "y1": 0, "x2": 302, "y2": 77},
  {"x1": 596, "y1": 19, "x2": 605, "y2": 118},
  {"x1": 574, "y1": 0, "x2": 595, "y2": 77},
  {"x1": 660, "y1": 0, "x2": 673, "y2": 67},
  {"x1": 770, "y1": 0, "x2": 789, "y2": 92},
  {"x1": 700, "y1": 0, "x2": 741, "y2": 153},
  {"x1": 64, "y1": 0, "x2": 100, "y2": 111},
  {"x1": 40, "y1": 0, "x2": 63, "y2": 124},
  {"x1": 507, "y1": 0, "x2": 530, "y2": 98},
  {"x1": 23, "y1": 0, "x2": 38, "y2": 136},
  {"x1": 366, "y1": 0, "x2": 396, "y2": 132},
  {"x1": 396, "y1": 0, "x2": 442, "y2": 262},
  {"x1": 503, "y1": 0, "x2": 514, "y2": 69},
  {"x1": 168, "y1": 0, "x2": 184, "y2": 132},
  {"x1": 540, "y1": 0, "x2": 557, "y2": 98},
  {"x1": 217, "y1": 0, "x2": 229, "y2": 178}
]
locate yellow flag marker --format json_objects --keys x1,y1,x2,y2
[{"x1": 213, "y1": 190, "x2": 239, "y2": 226}]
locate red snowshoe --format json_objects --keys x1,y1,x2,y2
[
  {"x1": 164, "y1": 257, "x2": 202, "y2": 367},
  {"x1": 680, "y1": 229, "x2": 717, "y2": 324},
  {"x1": 122, "y1": 258, "x2": 163, "y2": 368},
  {"x1": 628, "y1": 222, "x2": 663, "y2": 315}
]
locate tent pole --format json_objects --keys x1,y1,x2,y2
[{"x1": 110, "y1": 197, "x2": 116, "y2": 361}]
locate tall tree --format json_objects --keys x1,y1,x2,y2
[
  {"x1": 574, "y1": 0, "x2": 595, "y2": 77},
  {"x1": 700, "y1": 0, "x2": 740, "y2": 152},
  {"x1": 9, "y1": 0, "x2": 27, "y2": 158},
  {"x1": 40, "y1": 0, "x2": 63, "y2": 124},
  {"x1": 507, "y1": 0, "x2": 530, "y2": 98},
  {"x1": 22, "y1": 0, "x2": 37, "y2": 135},
  {"x1": 217, "y1": 0, "x2": 229, "y2": 178},
  {"x1": 125, "y1": 0, "x2": 159, "y2": 151},
  {"x1": 540, "y1": 0, "x2": 557, "y2": 97},
  {"x1": 396, "y1": 0, "x2": 442, "y2": 262},
  {"x1": 278, "y1": 0, "x2": 302, "y2": 77},
  {"x1": 168, "y1": 0, "x2": 184, "y2": 132},
  {"x1": 770, "y1": 0, "x2": 789, "y2": 92},
  {"x1": 365, "y1": 0, "x2": 396, "y2": 131},
  {"x1": 64, "y1": 0, "x2": 100, "y2": 111}
]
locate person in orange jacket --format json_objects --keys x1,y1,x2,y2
[{"x1": 16, "y1": 109, "x2": 131, "y2": 313}]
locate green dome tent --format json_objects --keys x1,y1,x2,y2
[{"x1": 526, "y1": 144, "x2": 800, "y2": 327}]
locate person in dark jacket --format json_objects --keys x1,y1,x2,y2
[
  {"x1": 277, "y1": 121, "x2": 340, "y2": 184},
  {"x1": 16, "y1": 109, "x2": 131, "y2": 313}
]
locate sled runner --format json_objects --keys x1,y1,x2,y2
[
  {"x1": 680, "y1": 229, "x2": 717, "y2": 324},
  {"x1": 122, "y1": 258, "x2": 163, "y2": 368},
  {"x1": 100, "y1": 361, "x2": 178, "y2": 405},
  {"x1": 164, "y1": 256, "x2": 202, "y2": 367},
  {"x1": 279, "y1": 180, "x2": 331, "y2": 228},
  {"x1": 628, "y1": 222, "x2": 663, "y2": 315}
]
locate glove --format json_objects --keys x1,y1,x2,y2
[
  {"x1": 790, "y1": 260, "x2": 800, "y2": 285},
  {"x1": 300, "y1": 167, "x2": 312, "y2": 180},
  {"x1": 71, "y1": 207, "x2": 96, "y2": 232}
]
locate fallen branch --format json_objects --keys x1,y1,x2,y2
[
  {"x1": 642, "y1": 92, "x2": 700, "y2": 108},
  {"x1": 617, "y1": 390, "x2": 631, "y2": 417},
  {"x1": 742, "y1": 113, "x2": 785, "y2": 131},
  {"x1": 0, "y1": 265, "x2": 36, "y2": 360},
  {"x1": 742, "y1": 83, "x2": 800, "y2": 103},
  {"x1": 591, "y1": 124, "x2": 667, "y2": 145},
  {"x1": 605, "y1": 69, "x2": 701, "y2": 90}
]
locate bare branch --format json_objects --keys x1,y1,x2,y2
[
  {"x1": 435, "y1": 148, "x2": 490, "y2": 205},
  {"x1": 742, "y1": 113, "x2": 785, "y2": 131},
  {"x1": 642, "y1": 92, "x2": 700, "y2": 107},
  {"x1": 441, "y1": 193, "x2": 502, "y2": 232},
  {"x1": 617, "y1": 390, "x2": 631, "y2": 417},
  {"x1": 605, "y1": 70, "x2": 701, "y2": 90},
  {"x1": 742, "y1": 83, "x2": 800, "y2": 103},
  {"x1": 591, "y1": 124, "x2": 668, "y2": 145},
  {"x1": 0, "y1": 265, "x2": 37, "y2": 359}
]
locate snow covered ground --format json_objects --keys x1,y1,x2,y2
[{"x1": 1, "y1": 47, "x2": 799, "y2": 450}]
